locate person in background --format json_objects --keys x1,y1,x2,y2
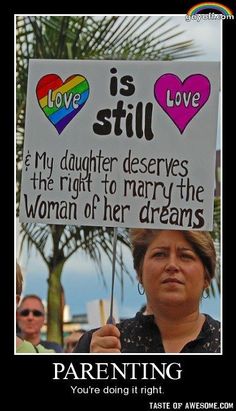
[
  {"x1": 73, "y1": 229, "x2": 220, "y2": 353},
  {"x1": 64, "y1": 329, "x2": 86, "y2": 352},
  {"x1": 17, "y1": 293, "x2": 63, "y2": 353},
  {"x1": 16, "y1": 262, "x2": 54, "y2": 353}
]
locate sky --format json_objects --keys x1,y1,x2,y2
[{"x1": 16, "y1": 16, "x2": 221, "y2": 325}]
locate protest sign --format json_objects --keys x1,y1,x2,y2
[{"x1": 19, "y1": 60, "x2": 220, "y2": 230}]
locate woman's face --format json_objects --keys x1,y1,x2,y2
[{"x1": 142, "y1": 231, "x2": 208, "y2": 309}]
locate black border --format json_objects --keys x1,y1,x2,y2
[{"x1": 10, "y1": 5, "x2": 236, "y2": 407}]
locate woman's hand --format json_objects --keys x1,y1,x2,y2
[{"x1": 90, "y1": 324, "x2": 121, "y2": 353}]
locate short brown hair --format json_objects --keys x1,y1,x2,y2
[
  {"x1": 129, "y1": 229, "x2": 216, "y2": 282},
  {"x1": 19, "y1": 294, "x2": 45, "y2": 312},
  {"x1": 16, "y1": 261, "x2": 23, "y2": 297}
]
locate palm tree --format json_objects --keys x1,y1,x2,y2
[
  {"x1": 212, "y1": 197, "x2": 221, "y2": 295},
  {"x1": 16, "y1": 15, "x2": 202, "y2": 344},
  {"x1": 20, "y1": 223, "x2": 131, "y2": 343}
]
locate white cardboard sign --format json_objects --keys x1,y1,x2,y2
[{"x1": 19, "y1": 60, "x2": 220, "y2": 230}]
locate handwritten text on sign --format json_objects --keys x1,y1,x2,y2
[{"x1": 20, "y1": 60, "x2": 220, "y2": 230}]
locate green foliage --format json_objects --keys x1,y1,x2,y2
[
  {"x1": 212, "y1": 197, "x2": 221, "y2": 294},
  {"x1": 20, "y1": 223, "x2": 132, "y2": 286}
]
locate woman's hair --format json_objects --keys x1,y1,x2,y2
[
  {"x1": 16, "y1": 261, "x2": 23, "y2": 297},
  {"x1": 129, "y1": 229, "x2": 216, "y2": 282}
]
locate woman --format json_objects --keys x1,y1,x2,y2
[{"x1": 73, "y1": 229, "x2": 220, "y2": 353}]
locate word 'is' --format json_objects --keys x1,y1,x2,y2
[{"x1": 93, "y1": 68, "x2": 201, "y2": 140}]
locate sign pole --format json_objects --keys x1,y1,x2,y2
[{"x1": 106, "y1": 227, "x2": 118, "y2": 324}]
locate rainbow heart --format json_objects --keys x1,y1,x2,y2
[{"x1": 36, "y1": 74, "x2": 90, "y2": 134}]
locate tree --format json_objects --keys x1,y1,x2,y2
[
  {"x1": 211, "y1": 196, "x2": 221, "y2": 295},
  {"x1": 16, "y1": 16, "x2": 202, "y2": 344},
  {"x1": 20, "y1": 223, "x2": 131, "y2": 344}
]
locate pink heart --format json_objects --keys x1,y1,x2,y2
[{"x1": 154, "y1": 74, "x2": 211, "y2": 133}]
